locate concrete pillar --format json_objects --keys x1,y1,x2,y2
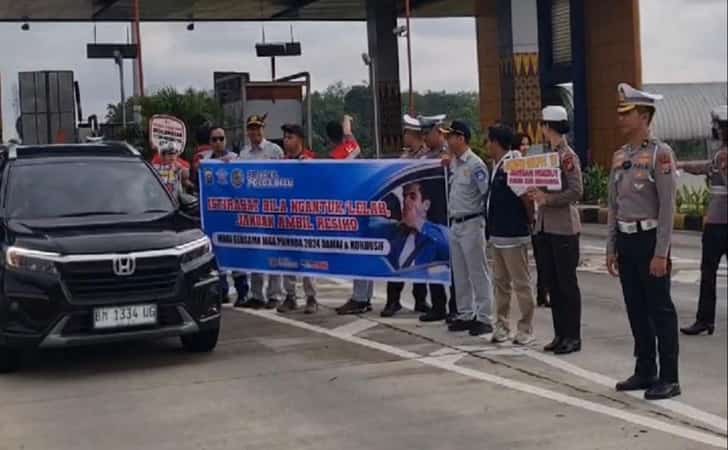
[
  {"x1": 478, "y1": 0, "x2": 543, "y2": 143},
  {"x1": 476, "y1": 0, "x2": 501, "y2": 130},
  {"x1": 366, "y1": 0, "x2": 402, "y2": 155},
  {"x1": 584, "y1": 0, "x2": 642, "y2": 168}
]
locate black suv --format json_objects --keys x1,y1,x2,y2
[{"x1": 0, "y1": 143, "x2": 222, "y2": 372}]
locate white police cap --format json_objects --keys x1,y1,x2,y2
[
  {"x1": 418, "y1": 114, "x2": 447, "y2": 130},
  {"x1": 403, "y1": 114, "x2": 423, "y2": 132},
  {"x1": 618, "y1": 83, "x2": 663, "y2": 113},
  {"x1": 542, "y1": 105, "x2": 568, "y2": 122},
  {"x1": 711, "y1": 105, "x2": 727, "y2": 122}
]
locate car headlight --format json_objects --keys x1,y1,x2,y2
[
  {"x1": 178, "y1": 237, "x2": 213, "y2": 265},
  {"x1": 5, "y1": 247, "x2": 59, "y2": 274}
]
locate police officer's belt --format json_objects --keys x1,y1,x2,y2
[
  {"x1": 449, "y1": 213, "x2": 482, "y2": 225},
  {"x1": 617, "y1": 219, "x2": 658, "y2": 234}
]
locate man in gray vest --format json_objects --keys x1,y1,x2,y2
[{"x1": 441, "y1": 120, "x2": 493, "y2": 336}]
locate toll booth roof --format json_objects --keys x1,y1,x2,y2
[{"x1": 0, "y1": 0, "x2": 475, "y2": 22}]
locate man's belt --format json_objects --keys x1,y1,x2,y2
[
  {"x1": 617, "y1": 219, "x2": 658, "y2": 234},
  {"x1": 450, "y1": 213, "x2": 482, "y2": 224}
]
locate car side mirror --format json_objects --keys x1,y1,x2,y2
[{"x1": 179, "y1": 193, "x2": 200, "y2": 217}]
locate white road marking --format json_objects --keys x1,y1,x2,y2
[
  {"x1": 524, "y1": 349, "x2": 728, "y2": 433},
  {"x1": 330, "y1": 319, "x2": 379, "y2": 336},
  {"x1": 233, "y1": 307, "x2": 726, "y2": 448}
]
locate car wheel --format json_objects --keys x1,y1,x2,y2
[
  {"x1": 180, "y1": 327, "x2": 219, "y2": 353},
  {"x1": 0, "y1": 346, "x2": 22, "y2": 373}
]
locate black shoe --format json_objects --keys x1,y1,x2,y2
[
  {"x1": 680, "y1": 321, "x2": 715, "y2": 336},
  {"x1": 645, "y1": 382, "x2": 681, "y2": 400},
  {"x1": 469, "y1": 321, "x2": 493, "y2": 336},
  {"x1": 304, "y1": 297, "x2": 319, "y2": 314},
  {"x1": 543, "y1": 337, "x2": 562, "y2": 352},
  {"x1": 419, "y1": 310, "x2": 447, "y2": 322},
  {"x1": 238, "y1": 298, "x2": 266, "y2": 309},
  {"x1": 553, "y1": 338, "x2": 581, "y2": 355},
  {"x1": 414, "y1": 301, "x2": 431, "y2": 314},
  {"x1": 276, "y1": 296, "x2": 297, "y2": 313},
  {"x1": 446, "y1": 312, "x2": 458, "y2": 324},
  {"x1": 448, "y1": 319, "x2": 472, "y2": 332},
  {"x1": 336, "y1": 299, "x2": 372, "y2": 315},
  {"x1": 265, "y1": 298, "x2": 280, "y2": 310},
  {"x1": 537, "y1": 294, "x2": 550, "y2": 308},
  {"x1": 615, "y1": 374, "x2": 659, "y2": 392},
  {"x1": 381, "y1": 302, "x2": 402, "y2": 318}
]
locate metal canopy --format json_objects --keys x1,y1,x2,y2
[{"x1": 0, "y1": 0, "x2": 476, "y2": 22}]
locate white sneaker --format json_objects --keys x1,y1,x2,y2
[
  {"x1": 513, "y1": 331, "x2": 535, "y2": 346},
  {"x1": 491, "y1": 325, "x2": 510, "y2": 343}
]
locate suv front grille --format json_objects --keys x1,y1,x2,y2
[{"x1": 62, "y1": 256, "x2": 180, "y2": 304}]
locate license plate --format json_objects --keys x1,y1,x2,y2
[{"x1": 93, "y1": 304, "x2": 157, "y2": 330}]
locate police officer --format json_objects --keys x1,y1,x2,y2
[
  {"x1": 606, "y1": 83, "x2": 680, "y2": 400},
  {"x1": 238, "y1": 115, "x2": 286, "y2": 310},
  {"x1": 382, "y1": 115, "x2": 450, "y2": 318},
  {"x1": 441, "y1": 120, "x2": 493, "y2": 336},
  {"x1": 528, "y1": 106, "x2": 583, "y2": 355},
  {"x1": 680, "y1": 105, "x2": 728, "y2": 336},
  {"x1": 423, "y1": 115, "x2": 459, "y2": 323}
]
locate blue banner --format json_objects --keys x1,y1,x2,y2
[{"x1": 200, "y1": 160, "x2": 451, "y2": 284}]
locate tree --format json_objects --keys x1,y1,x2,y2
[{"x1": 106, "y1": 87, "x2": 222, "y2": 158}]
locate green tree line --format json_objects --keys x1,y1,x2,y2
[{"x1": 106, "y1": 84, "x2": 481, "y2": 158}]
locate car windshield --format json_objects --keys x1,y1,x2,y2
[{"x1": 5, "y1": 159, "x2": 175, "y2": 220}]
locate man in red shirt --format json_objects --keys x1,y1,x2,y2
[
  {"x1": 329, "y1": 115, "x2": 361, "y2": 160},
  {"x1": 326, "y1": 116, "x2": 374, "y2": 314},
  {"x1": 276, "y1": 124, "x2": 319, "y2": 314}
]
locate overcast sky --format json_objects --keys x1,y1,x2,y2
[{"x1": 1, "y1": 0, "x2": 726, "y2": 138}]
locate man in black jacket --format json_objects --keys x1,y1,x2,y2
[{"x1": 486, "y1": 125, "x2": 536, "y2": 346}]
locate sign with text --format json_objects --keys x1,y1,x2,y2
[
  {"x1": 199, "y1": 160, "x2": 451, "y2": 284},
  {"x1": 149, "y1": 115, "x2": 187, "y2": 153},
  {"x1": 504, "y1": 153, "x2": 562, "y2": 190}
]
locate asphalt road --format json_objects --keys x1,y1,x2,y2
[{"x1": 0, "y1": 226, "x2": 726, "y2": 450}]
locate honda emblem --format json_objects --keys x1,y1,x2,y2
[{"x1": 112, "y1": 255, "x2": 136, "y2": 276}]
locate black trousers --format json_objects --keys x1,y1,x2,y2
[
  {"x1": 697, "y1": 224, "x2": 728, "y2": 325},
  {"x1": 387, "y1": 282, "x2": 450, "y2": 313},
  {"x1": 531, "y1": 235, "x2": 549, "y2": 302},
  {"x1": 617, "y1": 229, "x2": 679, "y2": 383},
  {"x1": 534, "y1": 232, "x2": 582, "y2": 340}
]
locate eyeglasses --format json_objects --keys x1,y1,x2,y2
[{"x1": 211, "y1": 136, "x2": 225, "y2": 142}]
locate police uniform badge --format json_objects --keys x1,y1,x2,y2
[
  {"x1": 231, "y1": 169, "x2": 244, "y2": 188},
  {"x1": 562, "y1": 153, "x2": 576, "y2": 172},
  {"x1": 658, "y1": 153, "x2": 674, "y2": 174},
  {"x1": 474, "y1": 168, "x2": 487, "y2": 182},
  {"x1": 204, "y1": 169, "x2": 214, "y2": 185},
  {"x1": 216, "y1": 168, "x2": 229, "y2": 185}
]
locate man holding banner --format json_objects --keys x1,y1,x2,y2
[
  {"x1": 277, "y1": 124, "x2": 319, "y2": 314},
  {"x1": 382, "y1": 115, "x2": 444, "y2": 318},
  {"x1": 238, "y1": 114, "x2": 285, "y2": 310}
]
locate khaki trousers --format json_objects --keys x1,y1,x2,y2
[{"x1": 492, "y1": 244, "x2": 535, "y2": 334}]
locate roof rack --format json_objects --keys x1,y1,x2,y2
[{"x1": 6, "y1": 142, "x2": 142, "y2": 159}]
